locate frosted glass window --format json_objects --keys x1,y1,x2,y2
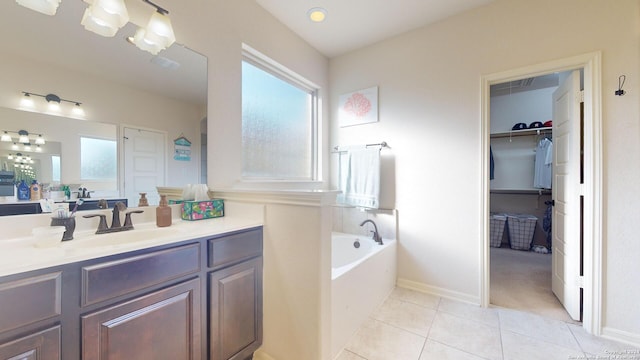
[
  {"x1": 81, "y1": 137, "x2": 117, "y2": 180},
  {"x1": 242, "y1": 57, "x2": 317, "y2": 180}
]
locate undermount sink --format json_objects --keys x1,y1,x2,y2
[{"x1": 65, "y1": 224, "x2": 183, "y2": 249}]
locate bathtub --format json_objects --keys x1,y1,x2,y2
[{"x1": 331, "y1": 232, "x2": 397, "y2": 359}]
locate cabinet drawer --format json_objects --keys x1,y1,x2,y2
[
  {"x1": 82, "y1": 243, "x2": 200, "y2": 306},
  {"x1": 0, "y1": 272, "x2": 61, "y2": 333},
  {"x1": 208, "y1": 229, "x2": 262, "y2": 269}
]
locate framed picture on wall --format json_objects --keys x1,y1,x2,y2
[{"x1": 338, "y1": 86, "x2": 378, "y2": 127}]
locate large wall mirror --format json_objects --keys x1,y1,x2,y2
[{"x1": 0, "y1": 0, "x2": 207, "y2": 207}]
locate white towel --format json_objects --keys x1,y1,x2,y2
[{"x1": 337, "y1": 147, "x2": 380, "y2": 208}]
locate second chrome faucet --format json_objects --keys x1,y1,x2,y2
[{"x1": 83, "y1": 201, "x2": 143, "y2": 234}]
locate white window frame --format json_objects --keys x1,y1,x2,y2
[{"x1": 241, "y1": 44, "x2": 319, "y2": 182}]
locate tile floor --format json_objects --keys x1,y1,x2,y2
[{"x1": 336, "y1": 287, "x2": 640, "y2": 360}]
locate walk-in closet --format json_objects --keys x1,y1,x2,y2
[{"x1": 489, "y1": 71, "x2": 579, "y2": 323}]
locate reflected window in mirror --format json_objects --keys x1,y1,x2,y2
[
  {"x1": 52, "y1": 155, "x2": 61, "y2": 182},
  {"x1": 80, "y1": 137, "x2": 117, "y2": 181}
]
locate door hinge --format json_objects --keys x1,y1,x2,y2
[
  {"x1": 578, "y1": 184, "x2": 586, "y2": 196},
  {"x1": 576, "y1": 276, "x2": 584, "y2": 288},
  {"x1": 577, "y1": 90, "x2": 584, "y2": 103}
]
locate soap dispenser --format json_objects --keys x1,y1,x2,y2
[
  {"x1": 30, "y1": 180, "x2": 41, "y2": 201},
  {"x1": 156, "y1": 195, "x2": 172, "y2": 227},
  {"x1": 17, "y1": 180, "x2": 30, "y2": 200}
]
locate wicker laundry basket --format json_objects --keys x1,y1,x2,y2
[
  {"x1": 506, "y1": 214, "x2": 538, "y2": 250},
  {"x1": 490, "y1": 214, "x2": 507, "y2": 247}
]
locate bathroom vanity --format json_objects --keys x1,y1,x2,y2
[{"x1": 0, "y1": 222, "x2": 263, "y2": 360}]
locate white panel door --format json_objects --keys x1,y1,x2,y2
[
  {"x1": 551, "y1": 70, "x2": 581, "y2": 321},
  {"x1": 123, "y1": 127, "x2": 166, "y2": 206}
]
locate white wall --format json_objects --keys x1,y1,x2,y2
[
  {"x1": 330, "y1": 0, "x2": 640, "y2": 342},
  {"x1": 490, "y1": 87, "x2": 555, "y2": 133}
]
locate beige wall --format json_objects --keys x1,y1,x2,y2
[{"x1": 330, "y1": 0, "x2": 640, "y2": 342}]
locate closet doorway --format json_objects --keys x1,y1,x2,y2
[
  {"x1": 480, "y1": 52, "x2": 603, "y2": 335},
  {"x1": 488, "y1": 70, "x2": 576, "y2": 323}
]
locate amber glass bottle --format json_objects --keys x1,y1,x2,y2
[{"x1": 156, "y1": 195, "x2": 172, "y2": 227}]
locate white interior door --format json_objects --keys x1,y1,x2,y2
[
  {"x1": 123, "y1": 127, "x2": 166, "y2": 206},
  {"x1": 551, "y1": 70, "x2": 581, "y2": 321}
]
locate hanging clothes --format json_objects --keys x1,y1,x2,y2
[
  {"x1": 533, "y1": 138, "x2": 553, "y2": 189},
  {"x1": 490, "y1": 146, "x2": 495, "y2": 180}
]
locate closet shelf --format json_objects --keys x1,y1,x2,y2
[
  {"x1": 490, "y1": 189, "x2": 552, "y2": 195},
  {"x1": 490, "y1": 127, "x2": 552, "y2": 139}
]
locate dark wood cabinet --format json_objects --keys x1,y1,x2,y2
[
  {"x1": 209, "y1": 258, "x2": 263, "y2": 360},
  {"x1": 0, "y1": 226, "x2": 263, "y2": 360},
  {"x1": 0, "y1": 326, "x2": 60, "y2": 360},
  {"x1": 82, "y1": 278, "x2": 201, "y2": 360}
]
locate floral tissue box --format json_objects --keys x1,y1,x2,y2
[{"x1": 179, "y1": 199, "x2": 224, "y2": 221}]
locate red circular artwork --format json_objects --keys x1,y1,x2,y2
[{"x1": 343, "y1": 93, "x2": 371, "y2": 117}]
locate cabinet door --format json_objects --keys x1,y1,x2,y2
[
  {"x1": 82, "y1": 278, "x2": 201, "y2": 360},
  {"x1": 0, "y1": 326, "x2": 60, "y2": 360},
  {"x1": 209, "y1": 257, "x2": 262, "y2": 360}
]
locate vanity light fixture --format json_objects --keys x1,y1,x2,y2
[
  {"x1": 15, "y1": 0, "x2": 61, "y2": 16},
  {"x1": 81, "y1": 0, "x2": 130, "y2": 37},
  {"x1": 307, "y1": 7, "x2": 327, "y2": 23},
  {"x1": 129, "y1": 0, "x2": 175, "y2": 55}
]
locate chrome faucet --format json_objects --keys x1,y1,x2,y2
[
  {"x1": 83, "y1": 201, "x2": 143, "y2": 234},
  {"x1": 360, "y1": 219, "x2": 383, "y2": 245}
]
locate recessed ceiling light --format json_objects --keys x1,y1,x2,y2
[{"x1": 307, "y1": 7, "x2": 327, "y2": 23}]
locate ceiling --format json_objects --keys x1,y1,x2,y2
[
  {"x1": 255, "y1": 0, "x2": 495, "y2": 58},
  {"x1": 1, "y1": 0, "x2": 496, "y2": 108},
  {"x1": 0, "y1": 0, "x2": 207, "y2": 106}
]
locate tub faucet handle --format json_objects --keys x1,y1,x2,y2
[{"x1": 359, "y1": 219, "x2": 383, "y2": 245}]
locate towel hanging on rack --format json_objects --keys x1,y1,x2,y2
[{"x1": 337, "y1": 146, "x2": 380, "y2": 208}]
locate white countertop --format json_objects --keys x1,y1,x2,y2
[{"x1": 0, "y1": 214, "x2": 263, "y2": 278}]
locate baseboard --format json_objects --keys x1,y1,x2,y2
[
  {"x1": 252, "y1": 349, "x2": 277, "y2": 360},
  {"x1": 396, "y1": 278, "x2": 480, "y2": 305},
  {"x1": 601, "y1": 327, "x2": 640, "y2": 348}
]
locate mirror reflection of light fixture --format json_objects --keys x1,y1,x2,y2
[
  {"x1": 21, "y1": 91, "x2": 85, "y2": 118},
  {"x1": 81, "y1": 0, "x2": 129, "y2": 37},
  {"x1": 129, "y1": 0, "x2": 175, "y2": 55},
  {"x1": 20, "y1": 93, "x2": 34, "y2": 108},
  {"x1": 18, "y1": 130, "x2": 29, "y2": 144},
  {"x1": 72, "y1": 103, "x2": 86, "y2": 117},
  {"x1": 46, "y1": 93, "x2": 61, "y2": 112},
  {"x1": 15, "y1": 0, "x2": 61, "y2": 16},
  {"x1": 1, "y1": 130, "x2": 46, "y2": 146}
]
